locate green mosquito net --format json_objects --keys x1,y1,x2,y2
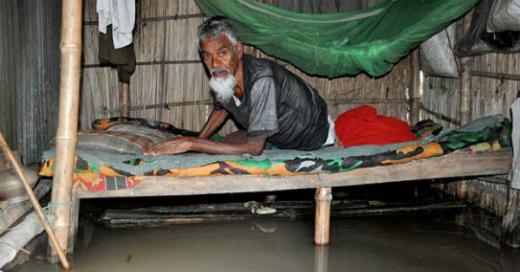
[{"x1": 194, "y1": 0, "x2": 477, "y2": 77}]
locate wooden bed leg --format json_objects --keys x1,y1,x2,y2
[
  {"x1": 314, "y1": 187, "x2": 332, "y2": 245},
  {"x1": 456, "y1": 180, "x2": 469, "y2": 201},
  {"x1": 68, "y1": 197, "x2": 80, "y2": 254}
]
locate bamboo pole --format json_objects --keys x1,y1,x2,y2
[
  {"x1": 459, "y1": 10, "x2": 474, "y2": 126},
  {"x1": 470, "y1": 70, "x2": 520, "y2": 82},
  {"x1": 456, "y1": 180, "x2": 469, "y2": 200},
  {"x1": 0, "y1": 132, "x2": 71, "y2": 270},
  {"x1": 314, "y1": 187, "x2": 332, "y2": 245},
  {"x1": 409, "y1": 50, "x2": 421, "y2": 125},
  {"x1": 459, "y1": 67, "x2": 471, "y2": 125},
  {"x1": 102, "y1": 98, "x2": 410, "y2": 114},
  {"x1": 457, "y1": 10, "x2": 475, "y2": 201},
  {"x1": 82, "y1": 59, "x2": 201, "y2": 69},
  {"x1": 83, "y1": 13, "x2": 204, "y2": 26},
  {"x1": 120, "y1": 82, "x2": 130, "y2": 118},
  {"x1": 51, "y1": 0, "x2": 83, "y2": 259}
]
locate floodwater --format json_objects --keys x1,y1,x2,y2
[{"x1": 13, "y1": 215, "x2": 520, "y2": 272}]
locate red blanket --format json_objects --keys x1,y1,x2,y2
[{"x1": 335, "y1": 105, "x2": 417, "y2": 147}]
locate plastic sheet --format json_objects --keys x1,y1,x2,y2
[
  {"x1": 487, "y1": 0, "x2": 520, "y2": 32},
  {"x1": 0, "y1": 212, "x2": 43, "y2": 269},
  {"x1": 456, "y1": 0, "x2": 520, "y2": 57},
  {"x1": 420, "y1": 24, "x2": 459, "y2": 78}
]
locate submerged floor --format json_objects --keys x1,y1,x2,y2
[{"x1": 13, "y1": 214, "x2": 520, "y2": 272}]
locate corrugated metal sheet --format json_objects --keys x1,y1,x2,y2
[{"x1": 0, "y1": 0, "x2": 61, "y2": 164}]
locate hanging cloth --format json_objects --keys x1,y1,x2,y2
[
  {"x1": 97, "y1": 0, "x2": 136, "y2": 83},
  {"x1": 97, "y1": 0, "x2": 135, "y2": 49},
  {"x1": 194, "y1": 0, "x2": 477, "y2": 77}
]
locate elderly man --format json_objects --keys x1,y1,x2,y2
[{"x1": 146, "y1": 17, "x2": 333, "y2": 156}]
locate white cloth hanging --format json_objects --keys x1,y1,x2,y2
[{"x1": 97, "y1": 0, "x2": 135, "y2": 49}]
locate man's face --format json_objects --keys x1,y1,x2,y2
[{"x1": 200, "y1": 34, "x2": 242, "y2": 78}]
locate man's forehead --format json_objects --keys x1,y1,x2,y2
[{"x1": 201, "y1": 34, "x2": 233, "y2": 50}]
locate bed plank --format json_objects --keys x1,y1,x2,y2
[{"x1": 76, "y1": 149, "x2": 513, "y2": 199}]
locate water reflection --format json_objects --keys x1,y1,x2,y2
[{"x1": 314, "y1": 246, "x2": 329, "y2": 272}]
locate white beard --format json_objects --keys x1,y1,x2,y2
[{"x1": 209, "y1": 72, "x2": 237, "y2": 103}]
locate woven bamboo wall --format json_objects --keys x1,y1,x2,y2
[
  {"x1": 423, "y1": 54, "x2": 520, "y2": 129},
  {"x1": 421, "y1": 16, "x2": 520, "y2": 128},
  {"x1": 79, "y1": 0, "x2": 413, "y2": 135},
  {"x1": 435, "y1": 178, "x2": 518, "y2": 217},
  {"x1": 422, "y1": 13, "x2": 520, "y2": 216}
]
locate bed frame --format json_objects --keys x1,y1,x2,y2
[{"x1": 66, "y1": 149, "x2": 512, "y2": 253}]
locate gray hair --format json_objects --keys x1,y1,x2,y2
[{"x1": 197, "y1": 17, "x2": 239, "y2": 50}]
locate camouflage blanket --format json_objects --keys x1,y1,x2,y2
[{"x1": 40, "y1": 116, "x2": 511, "y2": 192}]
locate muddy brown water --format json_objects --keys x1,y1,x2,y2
[{"x1": 13, "y1": 214, "x2": 520, "y2": 272}]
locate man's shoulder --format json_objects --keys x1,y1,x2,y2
[
  {"x1": 244, "y1": 54, "x2": 277, "y2": 66},
  {"x1": 244, "y1": 54, "x2": 275, "y2": 82},
  {"x1": 245, "y1": 54, "x2": 276, "y2": 71},
  {"x1": 244, "y1": 54, "x2": 293, "y2": 82}
]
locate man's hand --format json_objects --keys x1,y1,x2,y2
[{"x1": 144, "y1": 137, "x2": 193, "y2": 156}]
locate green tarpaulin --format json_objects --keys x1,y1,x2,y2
[{"x1": 194, "y1": 0, "x2": 477, "y2": 77}]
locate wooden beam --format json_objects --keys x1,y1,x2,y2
[
  {"x1": 77, "y1": 149, "x2": 512, "y2": 199},
  {"x1": 83, "y1": 13, "x2": 204, "y2": 26},
  {"x1": 102, "y1": 98, "x2": 410, "y2": 114},
  {"x1": 51, "y1": 0, "x2": 83, "y2": 258},
  {"x1": 471, "y1": 70, "x2": 520, "y2": 82}
]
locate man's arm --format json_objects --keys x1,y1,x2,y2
[
  {"x1": 144, "y1": 137, "x2": 265, "y2": 156},
  {"x1": 198, "y1": 109, "x2": 229, "y2": 139}
]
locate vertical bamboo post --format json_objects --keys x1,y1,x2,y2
[
  {"x1": 409, "y1": 50, "x2": 421, "y2": 125},
  {"x1": 51, "y1": 0, "x2": 83, "y2": 257},
  {"x1": 120, "y1": 82, "x2": 130, "y2": 118},
  {"x1": 457, "y1": 10, "x2": 475, "y2": 201},
  {"x1": 314, "y1": 187, "x2": 332, "y2": 245},
  {"x1": 459, "y1": 67, "x2": 471, "y2": 125},
  {"x1": 459, "y1": 10, "x2": 474, "y2": 126},
  {"x1": 456, "y1": 180, "x2": 469, "y2": 200}
]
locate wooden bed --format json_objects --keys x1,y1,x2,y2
[{"x1": 66, "y1": 148, "x2": 512, "y2": 252}]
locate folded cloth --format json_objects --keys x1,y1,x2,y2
[{"x1": 335, "y1": 105, "x2": 417, "y2": 147}]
